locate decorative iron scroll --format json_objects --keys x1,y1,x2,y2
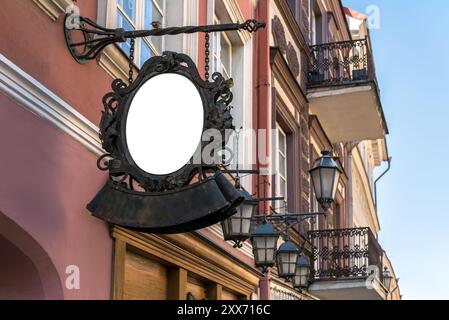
[
  {"x1": 308, "y1": 227, "x2": 383, "y2": 279},
  {"x1": 97, "y1": 51, "x2": 233, "y2": 192},
  {"x1": 87, "y1": 51, "x2": 243, "y2": 233},
  {"x1": 64, "y1": 14, "x2": 265, "y2": 63}
]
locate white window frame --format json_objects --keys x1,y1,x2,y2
[
  {"x1": 310, "y1": 8, "x2": 317, "y2": 45},
  {"x1": 276, "y1": 124, "x2": 288, "y2": 213},
  {"x1": 99, "y1": 0, "x2": 199, "y2": 69},
  {"x1": 207, "y1": 0, "x2": 253, "y2": 193},
  {"x1": 212, "y1": 16, "x2": 233, "y2": 79},
  {"x1": 115, "y1": 0, "x2": 166, "y2": 67}
]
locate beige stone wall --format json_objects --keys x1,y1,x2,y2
[{"x1": 351, "y1": 142, "x2": 380, "y2": 234}]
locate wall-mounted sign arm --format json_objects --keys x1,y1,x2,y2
[{"x1": 64, "y1": 14, "x2": 266, "y2": 63}]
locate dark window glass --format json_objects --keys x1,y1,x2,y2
[{"x1": 287, "y1": 0, "x2": 297, "y2": 17}]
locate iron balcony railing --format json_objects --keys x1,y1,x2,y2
[
  {"x1": 308, "y1": 227, "x2": 383, "y2": 281},
  {"x1": 308, "y1": 38, "x2": 376, "y2": 87}
]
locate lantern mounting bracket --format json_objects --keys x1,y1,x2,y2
[
  {"x1": 254, "y1": 211, "x2": 327, "y2": 235},
  {"x1": 64, "y1": 14, "x2": 266, "y2": 64}
]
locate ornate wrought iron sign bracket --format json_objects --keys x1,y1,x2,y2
[
  {"x1": 87, "y1": 51, "x2": 243, "y2": 233},
  {"x1": 68, "y1": 13, "x2": 266, "y2": 234},
  {"x1": 64, "y1": 14, "x2": 265, "y2": 64}
]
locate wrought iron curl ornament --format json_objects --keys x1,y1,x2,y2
[{"x1": 97, "y1": 51, "x2": 234, "y2": 192}]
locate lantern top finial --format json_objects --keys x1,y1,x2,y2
[{"x1": 321, "y1": 148, "x2": 332, "y2": 156}]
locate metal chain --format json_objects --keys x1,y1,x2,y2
[
  {"x1": 204, "y1": 32, "x2": 210, "y2": 81},
  {"x1": 128, "y1": 38, "x2": 135, "y2": 84}
]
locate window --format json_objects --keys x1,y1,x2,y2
[
  {"x1": 287, "y1": 0, "x2": 298, "y2": 18},
  {"x1": 212, "y1": 16, "x2": 232, "y2": 78},
  {"x1": 206, "y1": 0, "x2": 253, "y2": 192},
  {"x1": 310, "y1": 9, "x2": 317, "y2": 45},
  {"x1": 310, "y1": 0, "x2": 324, "y2": 45},
  {"x1": 276, "y1": 124, "x2": 288, "y2": 213},
  {"x1": 116, "y1": 0, "x2": 165, "y2": 67}
]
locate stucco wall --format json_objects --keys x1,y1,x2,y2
[
  {"x1": 0, "y1": 1, "x2": 111, "y2": 124},
  {"x1": 0, "y1": 92, "x2": 112, "y2": 299}
]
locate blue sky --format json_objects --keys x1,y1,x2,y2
[{"x1": 343, "y1": 0, "x2": 449, "y2": 300}]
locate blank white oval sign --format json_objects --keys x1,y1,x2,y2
[{"x1": 126, "y1": 73, "x2": 204, "y2": 175}]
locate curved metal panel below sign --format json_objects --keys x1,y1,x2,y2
[{"x1": 87, "y1": 172, "x2": 242, "y2": 234}]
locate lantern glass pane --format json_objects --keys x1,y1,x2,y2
[
  {"x1": 311, "y1": 169, "x2": 322, "y2": 199},
  {"x1": 289, "y1": 252, "x2": 298, "y2": 274},
  {"x1": 385, "y1": 278, "x2": 391, "y2": 290},
  {"x1": 332, "y1": 171, "x2": 341, "y2": 199},
  {"x1": 241, "y1": 218, "x2": 251, "y2": 236},
  {"x1": 293, "y1": 274, "x2": 300, "y2": 287},
  {"x1": 254, "y1": 248, "x2": 263, "y2": 263},
  {"x1": 278, "y1": 252, "x2": 298, "y2": 276},
  {"x1": 231, "y1": 217, "x2": 241, "y2": 234},
  {"x1": 241, "y1": 203, "x2": 254, "y2": 218},
  {"x1": 300, "y1": 267, "x2": 309, "y2": 277},
  {"x1": 300, "y1": 275, "x2": 307, "y2": 287},
  {"x1": 320, "y1": 167, "x2": 335, "y2": 199},
  {"x1": 277, "y1": 252, "x2": 286, "y2": 274},
  {"x1": 266, "y1": 248, "x2": 275, "y2": 263},
  {"x1": 253, "y1": 236, "x2": 264, "y2": 250},
  {"x1": 265, "y1": 236, "x2": 277, "y2": 249}
]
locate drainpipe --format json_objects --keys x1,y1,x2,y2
[
  {"x1": 255, "y1": 0, "x2": 271, "y2": 301},
  {"x1": 374, "y1": 157, "x2": 392, "y2": 211}
]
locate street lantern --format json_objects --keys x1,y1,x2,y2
[
  {"x1": 221, "y1": 190, "x2": 258, "y2": 247},
  {"x1": 276, "y1": 241, "x2": 299, "y2": 278},
  {"x1": 310, "y1": 149, "x2": 342, "y2": 212},
  {"x1": 383, "y1": 267, "x2": 393, "y2": 292},
  {"x1": 293, "y1": 255, "x2": 311, "y2": 289},
  {"x1": 251, "y1": 222, "x2": 280, "y2": 269}
]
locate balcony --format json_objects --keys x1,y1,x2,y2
[
  {"x1": 307, "y1": 228, "x2": 389, "y2": 300},
  {"x1": 307, "y1": 39, "x2": 388, "y2": 143}
]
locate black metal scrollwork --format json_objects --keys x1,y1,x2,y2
[
  {"x1": 87, "y1": 52, "x2": 244, "y2": 233},
  {"x1": 308, "y1": 227, "x2": 383, "y2": 279},
  {"x1": 64, "y1": 14, "x2": 266, "y2": 63},
  {"x1": 97, "y1": 51, "x2": 234, "y2": 192},
  {"x1": 308, "y1": 39, "x2": 373, "y2": 87}
]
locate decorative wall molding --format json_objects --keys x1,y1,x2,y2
[
  {"x1": 272, "y1": 15, "x2": 287, "y2": 54},
  {"x1": 33, "y1": 0, "x2": 72, "y2": 21},
  {"x1": 270, "y1": 277, "x2": 317, "y2": 300},
  {"x1": 273, "y1": 0, "x2": 310, "y2": 58},
  {"x1": 0, "y1": 53, "x2": 103, "y2": 156},
  {"x1": 98, "y1": 45, "x2": 137, "y2": 83},
  {"x1": 286, "y1": 42, "x2": 300, "y2": 79},
  {"x1": 270, "y1": 48, "x2": 308, "y2": 110}
]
